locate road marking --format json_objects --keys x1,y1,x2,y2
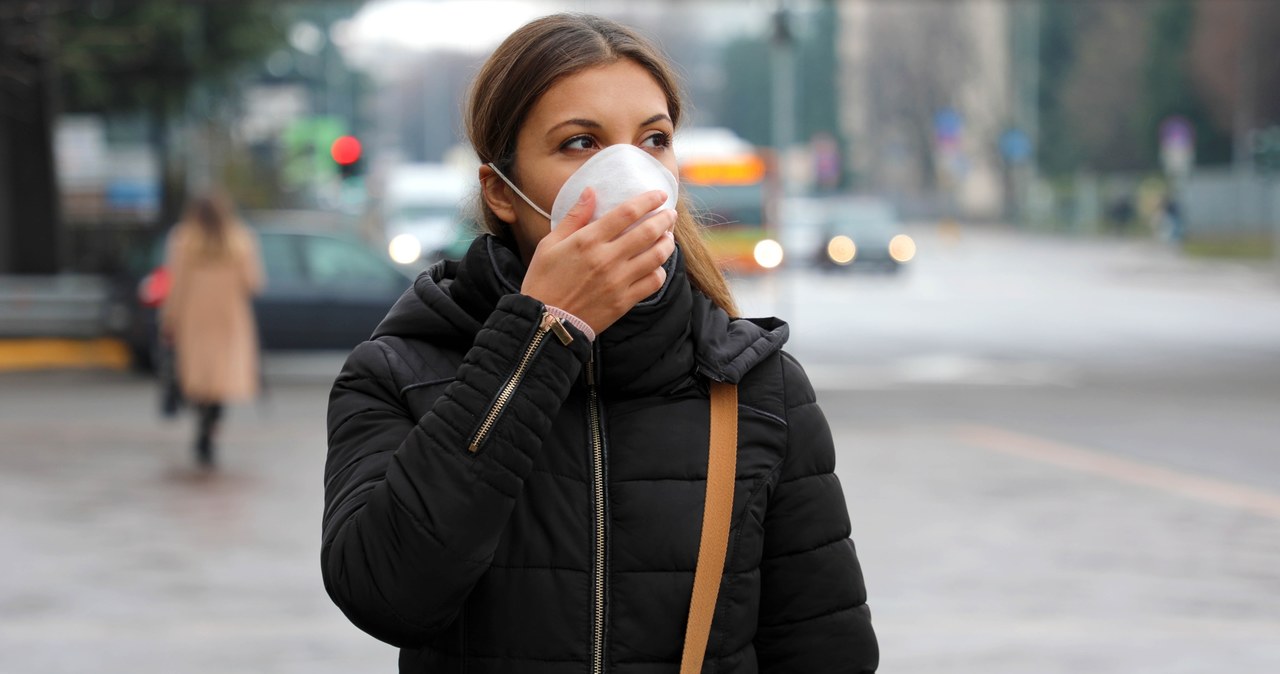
[{"x1": 956, "y1": 424, "x2": 1280, "y2": 521}]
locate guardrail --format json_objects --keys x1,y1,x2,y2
[
  {"x1": 0, "y1": 275, "x2": 115, "y2": 338},
  {"x1": 1183, "y1": 169, "x2": 1280, "y2": 238}
]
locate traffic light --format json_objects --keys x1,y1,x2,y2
[{"x1": 331, "y1": 135, "x2": 363, "y2": 179}]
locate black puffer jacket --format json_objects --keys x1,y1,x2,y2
[{"x1": 323, "y1": 235, "x2": 877, "y2": 673}]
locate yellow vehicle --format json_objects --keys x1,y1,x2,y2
[{"x1": 677, "y1": 128, "x2": 777, "y2": 275}]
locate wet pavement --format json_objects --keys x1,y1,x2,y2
[
  {"x1": 0, "y1": 371, "x2": 397, "y2": 672},
  {"x1": 832, "y1": 380, "x2": 1280, "y2": 674}
]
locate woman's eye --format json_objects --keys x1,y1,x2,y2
[
  {"x1": 641, "y1": 132, "x2": 672, "y2": 149},
  {"x1": 562, "y1": 135, "x2": 597, "y2": 152}
]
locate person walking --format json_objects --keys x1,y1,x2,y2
[
  {"x1": 161, "y1": 192, "x2": 264, "y2": 467},
  {"x1": 322, "y1": 14, "x2": 877, "y2": 672}
]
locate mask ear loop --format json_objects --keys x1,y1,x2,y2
[{"x1": 486, "y1": 162, "x2": 552, "y2": 221}]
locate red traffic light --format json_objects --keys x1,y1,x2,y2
[{"x1": 330, "y1": 135, "x2": 362, "y2": 165}]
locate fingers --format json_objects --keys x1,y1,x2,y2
[
  {"x1": 552, "y1": 187, "x2": 596, "y2": 237},
  {"x1": 623, "y1": 227, "x2": 676, "y2": 273},
  {"x1": 614, "y1": 207, "x2": 675, "y2": 281},
  {"x1": 614, "y1": 208, "x2": 676, "y2": 255},
  {"x1": 524, "y1": 189, "x2": 676, "y2": 332},
  {"x1": 616, "y1": 225, "x2": 675, "y2": 301},
  {"x1": 625, "y1": 260, "x2": 669, "y2": 301},
  {"x1": 582, "y1": 190, "x2": 669, "y2": 244}
]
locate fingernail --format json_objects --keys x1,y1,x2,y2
[{"x1": 578, "y1": 187, "x2": 593, "y2": 204}]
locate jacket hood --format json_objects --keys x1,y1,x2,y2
[{"x1": 372, "y1": 235, "x2": 788, "y2": 390}]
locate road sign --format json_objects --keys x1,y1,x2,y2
[
  {"x1": 934, "y1": 108, "x2": 963, "y2": 148},
  {"x1": 1159, "y1": 116, "x2": 1195, "y2": 177},
  {"x1": 1000, "y1": 128, "x2": 1032, "y2": 164}
]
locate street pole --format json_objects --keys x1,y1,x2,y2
[
  {"x1": 1022, "y1": 0, "x2": 1040, "y2": 228},
  {"x1": 770, "y1": 0, "x2": 796, "y2": 320},
  {"x1": 1230, "y1": 4, "x2": 1280, "y2": 277},
  {"x1": 1232, "y1": 1, "x2": 1257, "y2": 173},
  {"x1": 771, "y1": 1, "x2": 796, "y2": 209},
  {"x1": 1006, "y1": 0, "x2": 1041, "y2": 229}
]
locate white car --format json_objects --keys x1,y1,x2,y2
[{"x1": 382, "y1": 164, "x2": 472, "y2": 266}]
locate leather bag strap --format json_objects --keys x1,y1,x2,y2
[{"x1": 680, "y1": 381, "x2": 738, "y2": 674}]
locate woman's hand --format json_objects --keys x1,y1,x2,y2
[{"x1": 520, "y1": 187, "x2": 677, "y2": 335}]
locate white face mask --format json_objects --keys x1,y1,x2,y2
[{"x1": 488, "y1": 143, "x2": 679, "y2": 231}]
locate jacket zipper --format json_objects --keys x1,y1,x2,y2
[
  {"x1": 468, "y1": 310, "x2": 573, "y2": 453},
  {"x1": 587, "y1": 347, "x2": 607, "y2": 674}
]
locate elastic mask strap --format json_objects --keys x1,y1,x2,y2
[{"x1": 487, "y1": 162, "x2": 551, "y2": 221}]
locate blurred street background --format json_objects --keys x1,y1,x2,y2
[{"x1": 2, "y1": 0, "x2": 1279, "y2": 672}]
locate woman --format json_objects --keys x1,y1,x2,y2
[
  {"x1": 323, "y1": 14, "x2": 877, "y2": 673},
  {"x1": 161, "y1": 193, "x2": 263, "y2": 467}
]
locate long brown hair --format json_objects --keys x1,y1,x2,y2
[
  {"x1": 181, "y1": 192, "x2": 241, "y2": 259},
  {"x1": 465, "y1": 13, "x2": 739, "y2": 316}
]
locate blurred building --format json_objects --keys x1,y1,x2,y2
[{"x1": 837, "y1": 0, "x2": 1012, "y2": 221}]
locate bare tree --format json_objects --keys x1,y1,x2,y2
[
  {"x1": 1059, "y1": 2, "x2": 1152, "y2": 172},
  {"x1": 861, "y1": 1, "x2": 977, "y2": 191},
  {"x1": 1190, "y1": 0, "x2": 1280, "y2": 140}
]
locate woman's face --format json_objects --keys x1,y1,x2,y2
[{"x1": 484, "y1": 58, "x2": 678, "y2": 261}]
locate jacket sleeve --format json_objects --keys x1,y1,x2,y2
[
  {"x1": 321, "y1": 293, "x2": 591, "y2": 647},
  {"x1": 754, "y1": 353, "x2": 878, "y2": 672}
]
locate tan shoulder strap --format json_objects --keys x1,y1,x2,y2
[{"x1": 680, "y1": 381, "x2": 738, "y2": 674}]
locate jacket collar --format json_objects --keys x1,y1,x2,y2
[{"x1": 373, "y1": 234, "x2": 788, "y2": 395}]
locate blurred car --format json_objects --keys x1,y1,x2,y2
[
  {"x1": 382, "y1": 163, "x2": 472, "y2": 267},
  {"x1": 117, "y1": 220, "x2": 413, "y2": 371},
  {"x1": 778, "y1": 196, "x2": 916, "y2": 273}
]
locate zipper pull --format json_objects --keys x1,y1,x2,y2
[{"x1": 541, "y1": 311, "x2": 574, "y2": 346}]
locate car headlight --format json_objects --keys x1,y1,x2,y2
[
  {"x1": 826, "y1": 235, "x2": 856, "y2": 265},
  {"x1": 753, "y1": 239, "x2": 784, "y2": 269},
  {"x1": 389, "y1": 233, "x2": 422, "y2": 264},
  {"x1": 888, "y1": 234, "x2": 916, "y2": 263}
]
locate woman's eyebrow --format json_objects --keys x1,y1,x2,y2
[
  {"x1": 638, "y1": 113, "x2": 672, "y2": 127},
  {"x1": 545, "y1": 113, "x2": 673, "y2": 140},
  {"x1": 546, "y1": 118, "x2": 601, "y2": 138}
]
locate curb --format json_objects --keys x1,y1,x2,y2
[{"x1": 0, "y1": 338, "x2": 131, "y2": 372}]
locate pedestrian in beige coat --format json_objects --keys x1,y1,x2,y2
[{"x1": 160, "y1": 193, "x2": 264, "y2": 467}]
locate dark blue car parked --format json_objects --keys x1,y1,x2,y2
[{"x1": 117, "y1": 219, "x2": 415, "y2": 371}]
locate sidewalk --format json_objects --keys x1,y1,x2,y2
[{"x1": 0, "y1": 370, "x2": 397, "y2": 673}]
